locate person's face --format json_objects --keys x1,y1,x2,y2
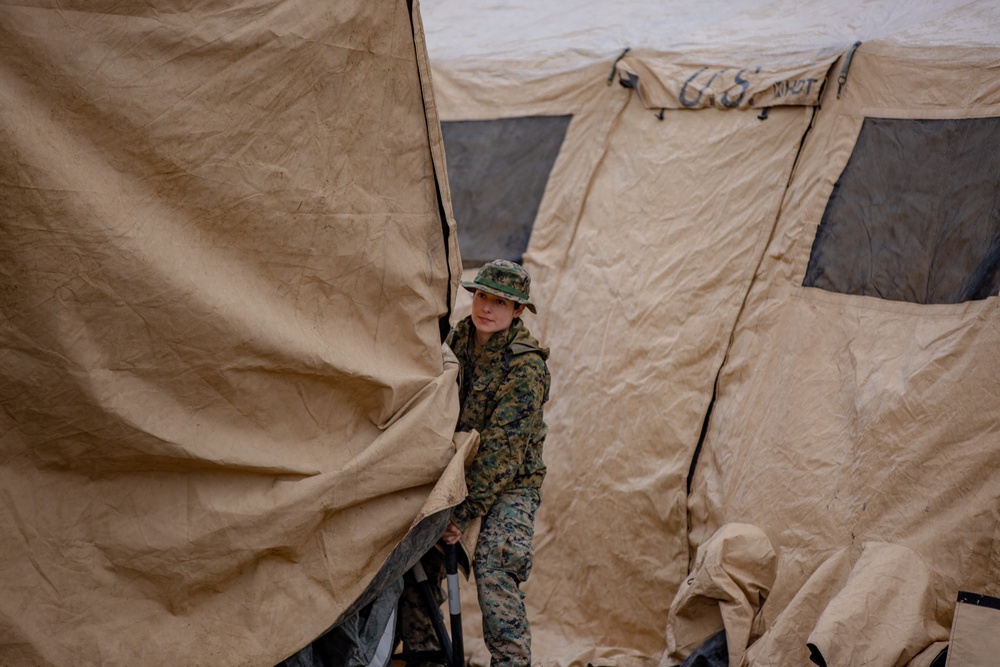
[{"x1": 471, "y1": 290, "x2": 524, "y2": 341}]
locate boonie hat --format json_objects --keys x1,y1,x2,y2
[{"x1": 461, "y1": 259, "x2": 536, "y2": 313}]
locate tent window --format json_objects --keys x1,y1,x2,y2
[
  {"x1": 803, "y1": 116, "x2": 1000, "y2": 304},
  {"x1": 442, "y1": 115, "x2": 571, "y2": 267}
]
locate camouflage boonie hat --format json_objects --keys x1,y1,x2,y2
[{"x1": 461, "y1": 259, "x2": 536, "y2": 313}]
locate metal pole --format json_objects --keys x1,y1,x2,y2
[
  {"x1": 445, "y1": 544, "x2": 464, "y2": 667},
  {"x1": 412, "y1": 560, "x2": 453, "y2": 666}
]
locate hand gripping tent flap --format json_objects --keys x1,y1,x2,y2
[{"x1": 420, "y1": 1, "x2": 1000, "y2": 666}]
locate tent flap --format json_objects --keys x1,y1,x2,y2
[{"x1": 0, "y1": 1, "x2": 465, "y2": 665}]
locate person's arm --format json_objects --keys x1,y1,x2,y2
[{"x1": 451, "y1": 353, "x2": 547, "y2": 531}]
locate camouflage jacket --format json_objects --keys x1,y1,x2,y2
[{"x1": 446, "y1": 316, "x2": 550, "y2": 531}]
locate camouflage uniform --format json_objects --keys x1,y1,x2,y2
[
  {"x1": 400, "y1": 261, "x2": 550, "y2": 667},
  {"x1": 450, "y1": 307, "x2": 549, "y2": 667}
]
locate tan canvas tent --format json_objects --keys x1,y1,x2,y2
[
  {"x1": 0, "y1": 1, "x2": 468, "y2": 666},
  {"x1": 4, "y1": 0, "x2": 1000, "y2": 665},
  {"x1": 422, "y1": 1, "x2": 1000, "y2": 665}
]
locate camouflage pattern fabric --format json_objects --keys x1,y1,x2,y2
[
  {"x1": 398, "y1": 315, "x2": 549, "y2": 665},
  {"x1": 460, "y1": 259, "x2": 537, "y2": 313},
  {"x1": 446, "y1": 315, "x2": 550, "y2": 532},
  {"x1": 475, "y1": 488, "x2": 540, "y2": 667}
]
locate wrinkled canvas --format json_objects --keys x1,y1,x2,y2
[
  {"x1": 664, "y1": 524, "x2": 775, "y2": 667},
  {"x1": 422, "y1": 1, "x2": 1000, "y2": 665},
  {"x1": 690, "y1": 36, "x2": 1000, "y2": 666},
  {"x1": 0, "y1": 1, "x2": 464, "y2": 665}
]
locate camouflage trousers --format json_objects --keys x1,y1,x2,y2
[
  {"x1": 397, "y1": 488, "x2": 540, "y2": 667},
  {"x1": 475, "y1": 487, "x2": 540, "y2": 667}
]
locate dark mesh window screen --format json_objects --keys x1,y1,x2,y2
[
  {"x1": 442, "y1": 115, "x2": 571, "y2": 267},
  {"x1": 804, "y1": 116, "x2": 1000, "y2": 304}
]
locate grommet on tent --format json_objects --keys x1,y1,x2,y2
[
  {"x1": 837, "y1": 41, "x2": 862, "y2": 98},
  {"x1": 607, "y1": 47, "x2": 631, "y2": 85}
]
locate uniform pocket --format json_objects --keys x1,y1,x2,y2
[
  {"x1": 474, "y1": 490, "x2": 539, "y2": 582},
  {"x1": 501, "y1": 527, "x2": 534, "y2": 583},
  {"x1": 472, "y1": 374, "x2": 494, "y2": 392}
]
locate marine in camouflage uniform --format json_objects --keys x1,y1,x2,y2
[{"x1": 398, "y1": 260, "x2": 550, "y2": 667}]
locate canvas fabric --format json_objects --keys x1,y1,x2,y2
[
  {"x1": 688, "y1": 33, "x2": 1000, "y2": 667},
  {"x1": 5, "y1": 1, "x2": 1000, "y2": 666},
  {"x1": 429, "y1": 34, "x2": 815, "y2": 667},
  {"x1": 944, "y1": 594, "x2": 1000, "y2": 667},
  {"x1": 422, "y1": 1, "x2": 1000, "y2": 665},
  {"x1": 663, "y1": 524, "x2": 776, "y2": 667},
  {"x1": 0, "y1": 1, "x2": 466, "y2": 665}
]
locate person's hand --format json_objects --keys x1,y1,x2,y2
[{"x1": 441, "y1": 520, "x2": 462, "y2": 545}]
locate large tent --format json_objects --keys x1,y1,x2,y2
[
  {"x1": 0, "y1": 1, "x2": 468, "y2": 666},
  {"x1": 3, "y1": 1, "x2": 1000, "y2": 666},
  {"x1": 422, "y1": 1, "x2": 1000, "y2": 665}
]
